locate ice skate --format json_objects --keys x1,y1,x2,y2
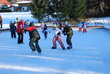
[{"x1": 51, "y1": 47, "x2": 56, "y2": 49}]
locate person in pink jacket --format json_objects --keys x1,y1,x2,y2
[
  {"x1": 51, "y1": 23, "x2": 65, "y2": 50},
  {"x1": 16, "y1": 19, "x2": 24, "y2": 44}
]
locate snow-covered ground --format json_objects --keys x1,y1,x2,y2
[
  {"x1": 0, "y1": 12, "x2": 110, "y2": 29},
  {"x1": 0, "y1": 12, "x2": 110, "y2": 74},
  {"x1": 0, "y1": 12, "x2": 38, "y2": 29},
  {"x1": 0, "y1": 12, "x2": 56, "y2": 29},
  {"x1": 0, "y1": 28, "x2": 110, "y2": 74}
]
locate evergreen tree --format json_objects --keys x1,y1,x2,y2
[
  {"x1": 60, "y1": 0, "x2": 73, "y2": 20},
  {"x1": 70, "y1": 0, "x2": 87, "y2": 20},
  {"x1": 30, "y1": 0, "x2": 46, "y2": 22}
]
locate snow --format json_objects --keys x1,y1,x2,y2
[
  {"x1": 16, "y1": 1, "x2": 32, "y2": 4},
  {"x1": 0, "y1": 28, "x2": 110, "y2": 74},
  {"x1": 0, "y1": 12, "x2": 110, "y2": 74}
]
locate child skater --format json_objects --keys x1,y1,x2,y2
[
  {"x1": 78, "y1": 21, "x2": 83, "y2": 32},
  {"x1": 51, "y1": 23, "x2": 65, "y2": 50},
  {"x1": 82, "y1": 22, "x2": 87, "y2": 33},
  {"x1": 43, "y1": 24, "x2": 48, "y2": 39}
]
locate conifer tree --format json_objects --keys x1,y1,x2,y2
[
  {"x1": 60, "y1": 0, "x2": 73, "y2": 20},
  {"x1": 70, "y1": 0, "x2": 87, "y2": 20},
  {"x1": 30, "y1": 0, "x2": 46, "y2": 22}
]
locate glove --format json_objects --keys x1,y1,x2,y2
[
  {"x1": 37, "y1": 37, "x2": 41, "y2": 40},
  {"x1": 57, "y1": 32, "x2": 61, "y2": 35},
  {"x1": 63, "y1": 32, "x2": 67, "y2": 35}
]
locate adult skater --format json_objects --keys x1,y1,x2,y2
[
  {"x1": 51, "y1": 23, "x2": 65, "y2": 50},
  {"x1": 16, "y1": 19, "x2": 24, "y2": 44},
  {"x1": 63, "y1": 24, "x2": 73, "y2": 49},
  {"x1": 23, "y1": 22, "x2": 41, "y2": 53},
  {"x1": 0, "y1": 15, "x2": 2, "y2": 29},
  {"x1": 9, "y1": 21, "x2": 16, "y2": 38}
]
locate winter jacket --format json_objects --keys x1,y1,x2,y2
[
  {"x1": 10, "y1": 23, "x2": 16, "y2": 32},
  {"x1": 54, "y1": 28, "x2": 62, "y2": 36},
  {"x1": 16, "y1": 21, "x2": 24, "y2": 33},
  {"x1": 82, "y1": 24, "x2": 87, "y2": 29},
  {"x1": 63, "y1": 25, "x2": 73, "y2": 36},
  {"x1": 25, "y1": 26, "x2": 40, "y2": 39}
]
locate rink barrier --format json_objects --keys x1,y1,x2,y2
[{"x1": 0, "y1": 26, "x2": 104, "y2": 31}]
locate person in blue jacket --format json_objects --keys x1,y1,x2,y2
[{"x1": 9, "y1": 21, "x2": 16, "y2": 38}]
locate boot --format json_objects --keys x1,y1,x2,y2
[
  {"x1": 67, "y1": 46, "x2": 72, "y2": 49},
  {"x1": 51, "y1": 47, "x2": 56, "y2": 49}
]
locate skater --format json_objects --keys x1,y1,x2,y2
[
  {"x1": 14, "y1": 18, "x2": 19, "y2": 26},
  {"x1": 82, "y1": 22, "x2": 87, "y2": 33},
  {"x1": 0, "y1": 15, "x2": 2, "y2": 29},
  {"x1": 41, "y1": 22, "x2": 44, "y2": 32},
  {"x1": 16, "y1": 19, "x2": 24, "y2": 44},
  {"x1": 43, "y1": 24, "x2": 48, "y2": 39},
  {"x1": 23, "y1": 22, "x2": 41, "y2": 53},
  {"x1": 63, "y1": 24, "x2": 73, "y2": 49},
  {"x1": 52, "y1": 22, "x2": 57, "y2": 30},
  {"x1": 51, "y1": 23, "x2": 65, "y2": 50},
  {"x1": 78, "y1": 21, "x2": 83, "y2": 32},
  {"x1": 24, "y1": 20, "x2": 30, "y2": 33},
  {"x1": 9, "y1": 21, "x2": 16, "y2": 38}
]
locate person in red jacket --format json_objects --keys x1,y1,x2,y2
[
  {"x1": 16, "y1": 19, "x2": 24, "y2": 44},
  {"x1": 24, "y1": 22, "x2": 41, "y2": 53}
]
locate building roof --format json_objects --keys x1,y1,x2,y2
[{"x1": 0, "y1": 0, "x2": 11, "y2": 5}]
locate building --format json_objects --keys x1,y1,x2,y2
[{"x1": 0, "y1": 0, "x2": 11, "y2": 5}]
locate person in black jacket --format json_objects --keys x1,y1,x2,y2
[
  {"x1": 9, "y1": 21, "x2": 16, "y2": 38},
  {"x1": 24, "y1": 22, "x2": 41, "y2": 53},
  {"x1": 43, "y1": 24, "x2": 48, "y2": 39},
  {"x1": 63, "y1": 25, "x2": 73, "y2": 49}
]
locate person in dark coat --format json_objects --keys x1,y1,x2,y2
[
  {"x1": 24, "y1": 22, "x2": 41, "y2": 53},
  {"x1": 9, "y1": 21, "x2": 16, "y2": 38},
  {"x1": 63, "y1": 25, "x2": 73, "y2": 49},
  {"x1": 0, "y1": 15, "x2": 2, "y2": 29},
  {"x1": 43, "y1": 24, "x2": 48, "y2": 39}
]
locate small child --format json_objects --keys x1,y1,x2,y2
[
  {"x1": 51, "y1": 23, "x2": 65, "y2": 50},
  {"x1": 43, "y1": 24, "x2": 48, "y2": 39},
  {"x1": 82, "y1": 22, "x2": 87, "y2": 33}
]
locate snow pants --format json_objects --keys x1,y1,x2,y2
[
  {"x1": 0, "y1": 22, "x2": 2, "y2": 29},
  {"x1": 66, "y1": 34, "x2": 72, "y2": 47},
  {"x1": 11, "y1": 31, "x2": 16, "y2": 38},
  {"x1": 17, "y1": 32, "x2": 23, "y2": 44},
  {"x1": 78, "y1": 28, "x2": 82, "y2": 32},
  {"x1": 29, "y1": 38, "x2": 41, "y2": 53},
  {"x1": 52, "y1": 36, "x2": 65, "y2": 49},
  {"x1": 44, "y1": 31, "x2": 47, "y2": 39},
  {"x1": 83, "y1": 29, "x2": 87, "y2": 33}
]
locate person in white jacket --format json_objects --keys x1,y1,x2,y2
[{"x1": 51, "y1": 23, "x2": 65, "y2": 50}]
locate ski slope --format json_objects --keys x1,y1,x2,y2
[{"x1": 0, "y1": 28, "x2": 110, "y2": 74}]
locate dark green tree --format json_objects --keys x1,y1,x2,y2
[
  {"x1": 69, "y1": 0, "x2": 87, "y2": 20},
  {"x1": 60, "y1": 0, "x2": 73, "y2": 20},
  {"x1": 30, "y1": 0, "x2": 46, "y2": 22}
]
